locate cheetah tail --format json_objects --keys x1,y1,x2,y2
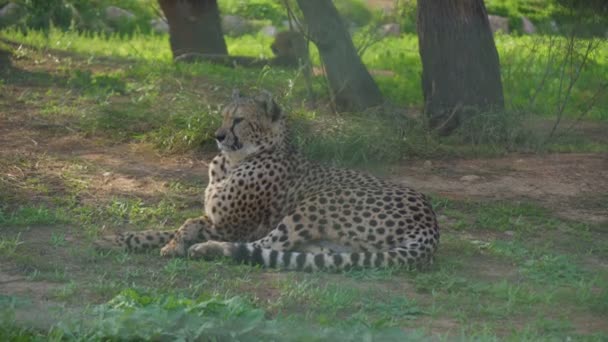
[
  {"x1": 94, "y1": 230, "x2": 176, "y2": 252},
  {"x1": 231, "y1": 244, "x2": 426, "y2": 271}
]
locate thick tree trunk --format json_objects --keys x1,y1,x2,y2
[
  {"x1": 158, "y1": 0, "x2": 227, "y2": 60},
  {"x1": 417, "y1": 0, "x2": 504, "y2": 135},
  {"x1": 296, "y1": 0, "x2": 383, "y2": 111}
]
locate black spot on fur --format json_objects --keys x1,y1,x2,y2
[
  {"x1": 314, "y1": 254, "x2": 325, "y2": 269},
  {"x1": 282, "y1": 251, "x2": 292, "y2": 267},
  {"x1": 125, "y1": 234, "x2": 134, "y2": 249},
  {"x1": 350, "y1": 253, "x2": 360, "y2": 265},
  {"x1": 333, "y1": 254, "x2": 343, "y2": 266},
  {"x1": 269, "y1": 250, "x2": 279, "y2": 268},
  {"x1": 251, "y1": 247, "x2": 264, "y2": 265},
  {"x1": 363, "y1": 252, "x2": 372, "y2": 267},
  {"x1": 374, "y1": 253, "x2": 384, "y2": 267},
  {"x1": 299, "y1": 230, "x2": 312, "y2": 239},
  {"x1": 296, "y1": 253, "x2": 307, "y2": 269},
  {"x1": 233, "y1": 244, "x2": 251, "y2": 264}
]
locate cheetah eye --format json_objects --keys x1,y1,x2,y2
[{"x1": 233, "y1": 117, "x2": 244, "y2": 125}]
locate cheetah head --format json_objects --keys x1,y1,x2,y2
[{"x1": 215, "y1": 90, "x2": 286, "y2": 159}]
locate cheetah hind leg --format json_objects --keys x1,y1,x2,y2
[{"x1": 94, "y1": 230, "x2": 175, "y2": 252}]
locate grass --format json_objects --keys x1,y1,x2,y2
[
  {"x1": 0, "y1": 206, "x2": 67, "y2": 227},
  {"x1": 2, "y1": 28, "x2": 606, "y2": 167},
  {"x1": 0, "y1": 26, "x2": 607, "y2": 340},
  {"x1": 1, "y1": 194, "x2": 606, "y2": 339}
]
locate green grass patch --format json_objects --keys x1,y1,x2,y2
[
  {"x1": 0, "y1": 206, "x2": 68, "y2": 227},
  {"x1": 1, "y1": 289, "x2": 424, "y2": 341},
  {"x1": 0, "y1": 233, "x2": 23, "y2": 257},
  {"x1": 69, "y1": 198, "x2": 199, "y2": 233},
  {"x1": 437, "y1": 199, "x2": 558, "y2": 232}
]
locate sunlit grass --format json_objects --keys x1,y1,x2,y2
[{"x1": 3, "y1": 28, "x2": 606, "y2": 121}]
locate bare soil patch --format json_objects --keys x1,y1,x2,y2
[
  {"x1": 392, "y1": 153, "x2": 608, "y2": 224},
  {"x1": 0, "y1": 264, "x2": 58, "y2": 300}
]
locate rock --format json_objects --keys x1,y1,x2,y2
[
  {"x1": 423, "y1": 160, "x2": 433, "y2": 169},
  {"x1": 460, "y1": 175, "x2": 481, "y2": 182},
  {"x1": 222, "y1": 15, "x2": 251, "y2": 36},
  {"x1": 0, "y1": 2, "x2": 25, "y2": 27},
  {"x1": 379, "y1": 23, "x2": 400, "y2": 37},
  {"x1": 104, "y1": 6, "x2": 135, "y2": 22},
  {"x1": 150, "y1": 18, "x2": 169, "y2": 34},
  {"x1": 260, "y1": 25, "x2": 278, "y2": 37},
  {"x1": 521, "y1": 16, "x2": 536, "y2": 34},
  {"x1": 488, "y1": 15, "x2": 509, "y2": 33}
]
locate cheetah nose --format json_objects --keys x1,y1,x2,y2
[{"x1": 215, "y1": 132, "x2": 226, "y2": 142}]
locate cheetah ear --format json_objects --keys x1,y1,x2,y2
[{"x1": 254, "y1": 90, "x2": 282, "y2": 122}]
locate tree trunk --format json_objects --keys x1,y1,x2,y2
[
  {"x1": 417, "y1": 0, "x2": 504, "y2": 135},
  {"x1": 158, "y1": 0, "x2": 227, "y2": 60},
  {"x1": 296, "y1": 0, "x2": 383, "y2": 111}
]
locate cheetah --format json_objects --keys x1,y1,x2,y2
[{"x1": 95, "y1": 90, "x2": 440, "y2": 271}]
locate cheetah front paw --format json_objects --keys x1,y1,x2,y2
[
  {"x1": 188, "y1": 241, "x2": 233, "y2": 260},
  {"x1": 160, "y1": 241, "x2": 187, "y2": 258}
]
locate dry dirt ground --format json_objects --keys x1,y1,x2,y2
[{"x1": 395, "y1": 153, "x2": 608, "y2": 224}]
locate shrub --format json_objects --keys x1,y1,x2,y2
[{"x1": 220, "y1": 0, "x2": 285, "y2": 25}]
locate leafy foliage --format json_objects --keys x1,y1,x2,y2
[
  {"x1": 9, "y1": 0, "x2": 157, "y2": 34},
  {"x1": 484, "y1": 0, "x2": 608, "y2": 35},
  {"x1": 1, "y1": 289, "x2": 419, "y2": 341},
  {"x1": 220, "y1": 0, "x2": 285, "y2": 26}
]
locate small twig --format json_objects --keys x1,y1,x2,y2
[
  {"x1": 281, "y1": 0, "x2": 316, "y2": 103},
  {"x1": 151, "y1": 2, "x2": 166, "y2": 22},
  {"x1": 556, "y1": 82, "x2": 608, "y2": 138},
  {"x1": 547, "y1": 35, "x2": 596, "y2": 141},
  {"x1": 356, "y1": 27, "x2": 383, "y2": 57},
  {"x1": 282, "y1": 0, "x2": 295, "y2": 31},
  {"x1": 528, "y1": 35, "x2": 558, "y2": 108},
  {"x1": 433, "y1": 102, "x2": 462, "y2": 134}
]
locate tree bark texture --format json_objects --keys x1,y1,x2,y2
[
  {"x1": 296, "y1": 0, "x2": 383, "y2": 111},
  {"x1": 158, "y1": 0, "x2": 227, "y2": 60},
  {"x1": 417, "y1": 0, "x2": 504, "y2": 135}
]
